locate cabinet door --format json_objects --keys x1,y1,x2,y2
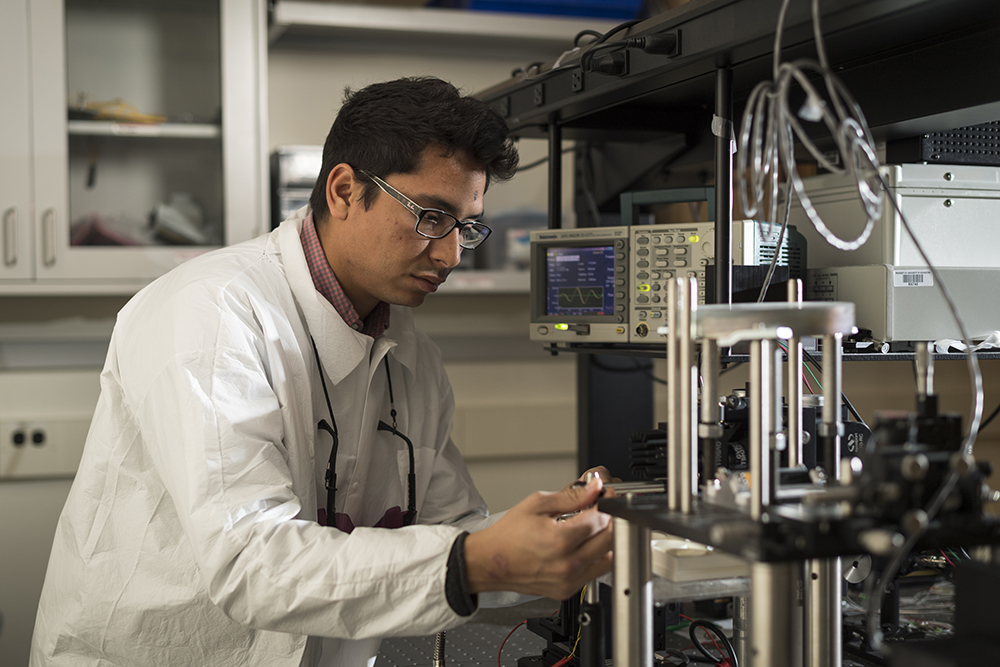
[
  {"x1": 28, "y1": 0, "x2": 263, "y2": 285},
  {"x1": 0, "y1": 0, "x2": 36, "y2": 279}
]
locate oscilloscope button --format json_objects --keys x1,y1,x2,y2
[
  {"x1": 636, "y1": 237, "x2": 648, "y2": 245},
  {"x1": 636, "y1": 295, "x2": 649, "y2": 304},
  {"x1": 616, "y1": 306, "x2": 626, "y2": 314},
  {"x1": 675, "y1": 247, "x2": 688, "y2": 255},
  {"x1": 615, "y1": 240, "x2": 626, "y2": 248},
  {"x1": 616, "y1": 291, "x2": 626, "y2": 299},
  {"x1": 616, "y1": 278, "x2": 626, "y2": 286},
  {"x1": 616, "y1": 265, "x2": 626, "y2": 273},
  {"x1": 636, "y1": 272, "x2": 648, "y2": 280},
  {"x1": 651, "y1": 311, "x2": 662, "y2": 318},
  {"x1": 675, "y1": 260, "x2": 688, "y2": 267},
  {"x1": 655, "y1": 260, "x2": 669, "y2": 268},
  {"x1": 636, "y1": 261, "x2": 648, "y2": 268},
  {"x1": 652, "y1": 283, "x2": 661, "y2": 291},
  {"x1": 663, "y1": 236, "x2": 674, "y2": 243},
  {"x1": 537, "y1": 326, "x2": 549, "y2": 335},
  {"x1": 652, "y1": 296, "x2": 661, "y2": 303},
  {"x1": 652, "y1": 236, "x2": 661, "y2": 244},
  {"x1": 616, "y1": 252, "x2": 626, "y2": 260},
  {"x1": 636, "y1": 249, "x2": 649, "y2": 256}
]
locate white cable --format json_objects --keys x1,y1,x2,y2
[
  {"x1": 737, "y1": 0, "x2": 985, "y2": 657},
  {"x1": 737, "y1": 0, "x2": 882, "y2": 252}
]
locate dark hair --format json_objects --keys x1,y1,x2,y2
[{"x1": 309, "y1": 77, "x2": 519, "y2": 222}]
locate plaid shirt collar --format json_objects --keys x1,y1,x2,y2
[{"x1": 301, "y1": 213, "x2": 391, "y2": 338}]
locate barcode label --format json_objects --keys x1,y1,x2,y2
[{"x1": 893, "y1": 269, "x2": 933, "y2": 287}]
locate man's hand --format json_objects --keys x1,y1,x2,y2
[{"x1": 463, "y1": 475, "x2": 613, "y2": 600}]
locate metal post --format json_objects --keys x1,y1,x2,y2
[
  {"x1": 548, "y1": 124, "x2": 562, "y2": 229},
  {"x1": 734, "y1": 595, "x2": 751, "y2": 667},
  {"x1": 787, "y1": 280, "x2": 803, "y2": 468},
  {"x1": 667, "y1": 280, "x2": 680, "y2": 510},
  {"x1": 679, "y1": 277, "x2": 697, "y2": 513},
  {"x1": 820, "y1": 333, "x2": 842, "y2": 475},
  {"x1": 613, "y1": 517, "x2": 652, "y2": 667},
  {"x1": 750, "y1": 562, "x2": 796, "y2": 667},
  {"x1": 916, "y1": 341, "x2": 934, "y2": 398},
  {"x1": 580, "y1": 579, "x2": 603, "y2": 667},
  {"x1": 700, "y1": 338, "x2": 722, "y2": 487},
  {"x1": 804, "y1": 558, "x2": 843, "y2": 667},
  {"x1": 750, "y1": 339, "x2": 772, "y2": 520},
  {"x1": 714, "y1": 67, "x2": 733, "y2": 306}
]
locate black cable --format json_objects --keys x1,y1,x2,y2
[
  {"x1": 980, "y1": 400, "x2": 1000, "y2": 430},
  {"x1": 688, "y1": 619, "x2": 738, "y2": 667},
  {"x1": 661, "y1": 648, "x2": 691, "y2": 666},
  {"x1": 579, "y1": 18, "x2": 645, "y2": 72},
  {"x1": 574, "y1": 29, "x2": 604, "y2": 46},
  {"x1": 801, "y1": 348, "x2": 867, "y2": 428}
]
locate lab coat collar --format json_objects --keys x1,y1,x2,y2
[{"x1": 277, "y1": 208, "x2": 418, "y2": 383}]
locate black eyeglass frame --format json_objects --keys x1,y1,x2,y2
[{"x1": 356, "y1": 168, "x2": 492, "y2": 249}]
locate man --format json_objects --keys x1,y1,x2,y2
[{"x1": 31, "y1": 77, "x2": 613, "y2": 666}]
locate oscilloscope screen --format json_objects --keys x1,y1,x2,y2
[{"x1": 545, "y1": 245, "x2": 616, "y2": 317}]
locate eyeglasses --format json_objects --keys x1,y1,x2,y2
[{"x1": 357, "y1": 169, "x2": 492, "y2": 249}]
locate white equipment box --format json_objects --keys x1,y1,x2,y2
[
  {"x1": 807, "y1": 265, "x2": 1000, "y2": 342},
  {"x1": 788, "y1": 164, "x2": 1000, "y2": 269}
]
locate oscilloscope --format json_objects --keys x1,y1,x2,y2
[{"x1": 529, "y1": 223, "x2": 715, "y2": 344}]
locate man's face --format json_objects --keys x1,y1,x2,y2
[{"x1": 322, "y1": 148, "x2": 486, "y2": 317}]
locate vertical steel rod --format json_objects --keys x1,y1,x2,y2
[
  {"x1": 749, "y1": 339, "x2": 772, "y2": 520},
  {"x1": 821, "y1": 333, "x2": 843, "y2": 475},
  {"x1": 734, "y1": 595, "x2": 751, "y2": 667},
  {"x1": 548, "y1": 124, "x2": 562, "y2": 229},
  {"x1": 787, "y1": 280, "x2": 803, "y2": 468},
  {"x1": 804, "y1": 558, "x2": 843, "y2": 667},
  {"x1": 751, "y1": 562, "x2": 796, "y2": 667},
  {"x1": 679, "y1": 278, "x2": 696, "y2": 513},
  {"x1": 667, "y1": 280, "x2": 680, "y2": 510},
  {"x1": 714, "y1": 67, "x2": 733, "y2": 306},
  {"x1": 700, "y1": 338, "x2": 721, "y2": 487},
  {"x1": 580, "y1": 579, "x2": 603, "y2": 667},
  {"x1": 916, "y1": 341, "x2": 934, "y2": 398},
  {"x1": 613, "y1": 517, "x2": 652, "y2": 667}
]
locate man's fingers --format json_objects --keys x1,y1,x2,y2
[{"x1": 536, "y1": 475, "x2": 604, "y2": 517}]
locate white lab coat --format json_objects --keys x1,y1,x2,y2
[{"x1": 30, "y1": 208, "x2": 508, "y2": 667}]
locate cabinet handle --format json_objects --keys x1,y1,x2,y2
[
  {"x1": 42, "y1": 208, "x2": 57, "y2": 266},
  {"x1": 2, "y1": 207, "x2": 16, "y2": 266}
]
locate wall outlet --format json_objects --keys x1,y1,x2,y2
[{"x1": 0, "y1": 419, "x2": 91, "y2": 479}]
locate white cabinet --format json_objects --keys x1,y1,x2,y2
[
  {"x1": 0, "y1": 0, "x2": 34, "y2": 280},
  {"x1": 1, "y1": 0, "x2": 266, "y2": 293}
]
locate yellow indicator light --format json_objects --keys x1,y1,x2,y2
[
  {"x1": 637, "y1": 284, "x2": 651, "y2": 292},
  {"x1": 555, "y1": 323, "x2": 569, "y2": 331},
  {"x1": 689, "y1": 234, "x2": 699, "y2": 243}
]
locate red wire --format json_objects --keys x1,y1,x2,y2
[
  {"x1": 498, "y1": 620, "x2": 527, "y2": 667},
  {"x1": 940, "y1": 549, "x2": 957, "y2": 567}
]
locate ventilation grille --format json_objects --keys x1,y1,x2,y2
[{"x1": 921, "y1": 121, "x2": 1000, "y2": 165}]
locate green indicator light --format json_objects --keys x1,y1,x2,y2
[{"x1": 555, "y1": 323, "x2": 569, "y2": 330}]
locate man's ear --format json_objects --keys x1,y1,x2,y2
[{"x1": 324, "y1": 164, "x2": 357, "y2": 222}]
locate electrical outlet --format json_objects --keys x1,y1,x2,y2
[{"x1": 0, "y1": 419, "x2": 91, "y2": 479}]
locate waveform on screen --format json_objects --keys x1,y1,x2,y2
[{"x1": 557, "y1": 286, "x2": 604, "y2": 309}]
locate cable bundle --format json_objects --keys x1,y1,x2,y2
[{"x1": 736, "y1": 0, "x2": 882, "y2": 251}]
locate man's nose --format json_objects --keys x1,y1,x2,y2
[{"x1": 428, "y1": 228, "x2": 463, "y2": 269}]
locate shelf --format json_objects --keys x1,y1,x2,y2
[
  {"x1": 268, "y1": 1, "x2": 618, "y2": 59},
  {"x1": 67, "y1": 120, "x2": 222, "y2": 139},
  {"x1": 435, "y1": 269, "x2": 529, "y2": 294}
]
